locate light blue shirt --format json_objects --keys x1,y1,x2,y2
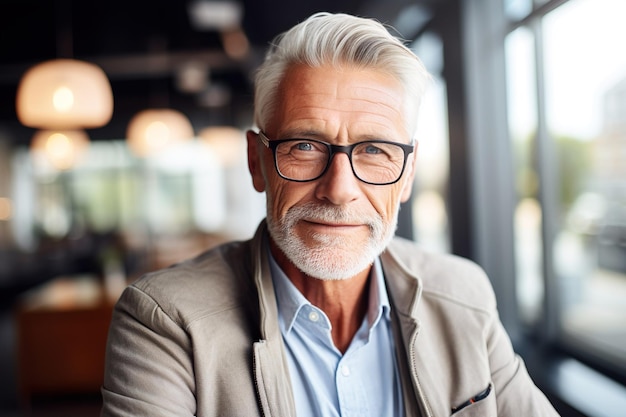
[{"x1": 268, "y1": 252, "x2": 404, "y2": 417}]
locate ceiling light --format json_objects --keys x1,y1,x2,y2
[
  {"x1": 175, "y1": 62, "x2": 210, "y2": 94},
  {"x1": 221, "y1": 28, "x2": 249, "y2": 59},
  {"x1": 30, "y1": 129, "x2": 90, "y2": 170},
  {"x1": 188, "y1": 0, "x2": 243, "y2": 31},
  {"x1": 126, "y1": 109, "x2": 195, "y2": 157},
  {"x1": 199, "y1": 126, "x2": 245, "y2": 167},
  {"x1": 16, "y1": 59, "x2": 113, "y2": 129}
]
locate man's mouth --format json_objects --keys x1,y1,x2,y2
[{"x1": 302, "y1": 218, "x2": 366, "y2": 231}]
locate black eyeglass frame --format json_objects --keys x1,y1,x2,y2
[{"x1": 258, "y1": 131, "x2": 415, "y2": 186}]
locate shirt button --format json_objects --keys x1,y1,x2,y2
[
  {"x1": 308, "y1": 311, "x2": 319, "y2": 322},
  {"x1": 341, "y1": 365, "x2": 351, "y2": 377}
]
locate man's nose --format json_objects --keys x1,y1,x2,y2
[{"x1": 314, "y1": 152, "x2": 361, "y2": 204}]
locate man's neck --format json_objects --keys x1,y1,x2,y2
[{"x1": 270, "y1": 241, "x2": 372, "y2": 353}]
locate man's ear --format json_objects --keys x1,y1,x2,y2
[
  {"x1": 400, "y1": 141, "x2": 418, "y2": 203},
  {"x1": 247, "y1": 130, "x2": 266, "y2": 192}
]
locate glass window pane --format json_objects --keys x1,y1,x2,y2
[
  {"x1": 505, "y1": 27, "x2": 544, "y2": 325},
  {"x1": 543, "y1": 0, "x2": 626, "y2": 368},
  {"x1": 21, "y1": 137, "x2": 265, "y2": 275},
  {"x1": 411, "y1": 32, "x2": 450, "y2": 253}
]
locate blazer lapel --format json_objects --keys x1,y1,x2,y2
[{"x1": 251, "y1": 223, "x2": 296, "y2": 416}]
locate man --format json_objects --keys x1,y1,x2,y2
[{"x1": 101, "y1": 12, "x2": 560, "y2": 417}]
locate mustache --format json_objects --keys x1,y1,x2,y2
[{"x1": 283, "y1": 202, "x2": 383, "y2": 229}]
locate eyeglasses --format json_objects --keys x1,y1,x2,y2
[{"x1": 258, "y1": 131, "x2": 414, "y2": 185}]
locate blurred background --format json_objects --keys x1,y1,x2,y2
[{"x1": 0, "y1": 0, "x2": 625, "y2": 416}]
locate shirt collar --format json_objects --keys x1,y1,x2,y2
[{"x1": 268, "y1": 247, "x2": 392, "y2": 335}]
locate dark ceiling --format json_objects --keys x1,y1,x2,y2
[{"x1": 0, "y1": 0, "x2": 438, "y2": 144}]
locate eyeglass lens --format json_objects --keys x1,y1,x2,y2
[{"x1": 274, "y1": 139, "x2": 408, "y2": 184}]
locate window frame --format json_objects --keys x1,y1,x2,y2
[{"x1": 459, "y1": 0, "x2": 626, "y2": 395}]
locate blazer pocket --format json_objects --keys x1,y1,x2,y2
[{"x1": 451, "y1": 383, "x2": 496, "y2": 416}]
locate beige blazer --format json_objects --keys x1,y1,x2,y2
[{"x1": 101, "y1": 221, "x2": 559, "y2": 417}]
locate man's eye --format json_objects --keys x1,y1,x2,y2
[
  {"x1": 363, "y1": 144, "x2": 384, "y2": 154},
  {"x1": 294, "y1": 142, "x2": 314, "y2": 151}
]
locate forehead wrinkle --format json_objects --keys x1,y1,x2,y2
[
  {"x1": 301, "y1": 88, "x2": 403, "y2": 108},
  {"x1": 348, "y1": 84, "x2": 403, "y2": 103},
  {"x1": 316, "y1": 93, "x2": 404, "y2": 125},
  {"x1": 281, "y1": 106, "x2": 406, "y2": 141},
  {"x1": 290, "y1": 99, "x2": 403, "y2": 121},
  {"x1": 275, "y1": 65, "x2": 409, "y2": 140},
  {"x1": 299, "y1": 77, "x2": 403, "y2": 103}
]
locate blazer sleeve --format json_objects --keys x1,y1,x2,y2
[
  {"x1": 101, "y1": 285, "x2": 196, "y2": 417},
  {"x1": 486, "y1": 309, "x2": 560, "y2": 416}
]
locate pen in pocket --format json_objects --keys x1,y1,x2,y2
[{"x1": 451, "y1": 383, "x2": 492, "y2": 414}]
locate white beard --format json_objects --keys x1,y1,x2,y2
[{"x1": 266, "y1": 202, "x2": 398, "y2": 280}]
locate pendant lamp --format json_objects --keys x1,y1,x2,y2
[
  {"x1": 16, "y1": 59, "x2": 114, "y2": 129},
  {"x1": 30, "y1": 129, "x2": 90, "y2": 171},
  {"x1": 126, "y1": 109, "x2": 194, "y2": 157},
  {"x1": 199, "y1": 126, "x2": 245, "y2": 167}
]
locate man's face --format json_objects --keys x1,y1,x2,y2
[{"x1": 247, "y1": 64, "x2": 417, "y2": 280}]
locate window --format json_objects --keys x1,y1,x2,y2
[
  {"x1": 11, "y1": 137, "x2": 265, "y2": 274},
  {"x1": 506, "y1": 26, "x2": 544, "y2": 326},
  {"x1": 542, "y1": 0, "x2": 626, "y2": 372},
  {"x1": 411, "y1": 32, "x2": 451, "y2": 254},
  {"x1": 505, "y1": 0, "x2": 626, "y2": 376}
]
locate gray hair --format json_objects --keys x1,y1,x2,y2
[{"x1": 252, "y1": 12, "x2": 431, "y2": 139}]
